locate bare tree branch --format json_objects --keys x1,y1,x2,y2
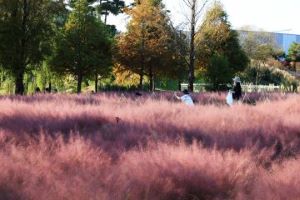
[
  {"x1": 182, "y1": 0, "x2": 192, "y2": 8},
  {"x1": 195, "y1": 0, "x2": 209, "y2": 18}
]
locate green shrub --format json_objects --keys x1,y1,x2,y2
[{"x1": 240, "y1": 65, "x2": 299, "y2": 91}]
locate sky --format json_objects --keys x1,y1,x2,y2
[{"x1": 107, "y1": 0, "x2": 300, "y2": 35}]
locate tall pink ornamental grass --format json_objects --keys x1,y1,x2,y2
[{"x1": 0, "y1": 93, "x2": 299, "y2": 199}]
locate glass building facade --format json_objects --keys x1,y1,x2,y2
[{"x1": 275, "y1": 33, "x2": 300, "y2": 53}]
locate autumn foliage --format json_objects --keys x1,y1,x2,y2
[
  {"x1": 115, "y1": 0, "x2": 186, "y2": 91},
  {"x1": 0, "y1": 92, "x2": 300, "y2": 199}
]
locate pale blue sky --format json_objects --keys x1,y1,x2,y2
[{"x1": 107, "y1": 0, "x2": 300, "y2": 34}]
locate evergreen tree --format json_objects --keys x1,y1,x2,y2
[
  {"x1": 98, "y1": 0, "x2": 125, "y2": 24},
  {"x1": 195, "y1": 2, "x2": 249, "y2": 90},
  {"x1": 287, "y1": 42, "x2": 300, "y2": 70},
  {"x1": 51, "y1": 0, "x2": 112, "y2": 93}
]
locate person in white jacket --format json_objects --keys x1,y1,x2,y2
[
  {"x1": 226, "y1": 76, "x2": 242, "y2": 106},
  {"x1": 174, "y1": 89, "x2": 194, "y2": 106}
]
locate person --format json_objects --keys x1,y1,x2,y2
[
  {"x1": 226, "y1": 76, "x2": 242, "y2": 106},
  {"x1": 226, "y1": 90, "x2": 234, "y2": 106},
  {"x1": 174, "y1": 89, "x2": 194, "y2": 106},
  {"x1": 35, "y1": 87, "x2": 41, "y2": 94},
  {"x1": 232, "y1": 76, "x2": 242, "y2": 101},
  {"x1": 45, "y1": 87, "x2": 51, "y2": 93}
]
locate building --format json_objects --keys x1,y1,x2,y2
[{"x1": 274, "y1": 33, "x2": 300, "y2": 53}]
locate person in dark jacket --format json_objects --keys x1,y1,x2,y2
[{"x1": 232, "y1": 76, "x2": 242, "y2": 101}]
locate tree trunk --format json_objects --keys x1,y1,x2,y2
[
  {"x1": 15, "y1": 70, "x2": 25, "y2": 95},
  {"x1": 188, "y1": 0, "x2": 196, "y2": 92},
  {"x1": 139, "y1": 72, "x2": 143, "y2": 90},
  {"x1": 178, "y1": 80, "x2": 182, "y2": 91},
  {"x1": 139, "y1": 49, "x2": 144, "y2": 90},
  {"x1": 139, "y1": 20, "x2": 146, "y2": 91},
  {"x1": 48, "y1": 81, "x2": 52, "y2": 92},
  {"x1": 104, "y1": 11, "x2": 108, "y2": 24},
  {"x1": 14, "y1": 0, "x2": 28, "y2": 95},
  {"x1": 95, "y1": 73, "x2": 98, "y2": 92},
  {"x1": 293, "y1": 61, "x2": 296, "y2": 71},
  {"x1": 151, "y1": 76, "x2": 155, "y2": 92},
  {"x1": 77, "y1": 73, "x2": 83, "y2": 94},
  {"x1": 149, "y1": 66, "x2": 155, "y2": 92}
]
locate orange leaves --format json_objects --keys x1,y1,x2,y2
[{"x1": 115, "y1": 0, "x2": 177, "y2": 80}]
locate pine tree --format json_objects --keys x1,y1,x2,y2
[
  {"x1": 98, "y1": 0, "x2": 125, "y2": 24},
  {"x1": 51, "y1": 0, "x2": 112, "y2": 93}
]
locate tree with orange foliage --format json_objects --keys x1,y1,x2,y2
[{"x1": 115, "y1": 0, "x2": 185, "y2": 91}]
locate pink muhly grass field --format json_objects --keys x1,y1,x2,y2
[{"x1": 0, "y1": 92, "x2": 299, "y2": 200}]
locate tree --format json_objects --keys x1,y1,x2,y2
[
  {"x1": 205, "y1": 54, "x2": 231, "y2": 90},
  {"x1": 195, "y1": 2, "x2": 249, "y2": 90},
  {"x1": 51, "y1": 0, "x2": 112, "y2": 93},
  {"x1": 98, "y1": 0, "x2": 125, "y2": 24},
  {"x1": 182, "y1": 0, "x2": 210, "y2": 92},
  {"x1": 115, "y1": 0, "x2": 180, "y2": 91},
  {"x1": 0, "y1": 0, "x2": 61, "y2": 94},
  {"x1": 159, "y1": 28, "x2": 189, "y2": 90},
  {"x1": 239, "y1": 29, "x2": 286, "y2": 85},
  {"x1": 94, "y1": 0, "x2": 124, "y2": 92},
  {"x1": 287, "y1": 42, "x2": 300, "y2": 69},
  {"x1": 239, "y1": 29, "x2": 284, "y2": 66}
]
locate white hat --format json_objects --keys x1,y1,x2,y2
[{"x1": 233, "y1": 76, "x2": 241, "y2": 83}]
